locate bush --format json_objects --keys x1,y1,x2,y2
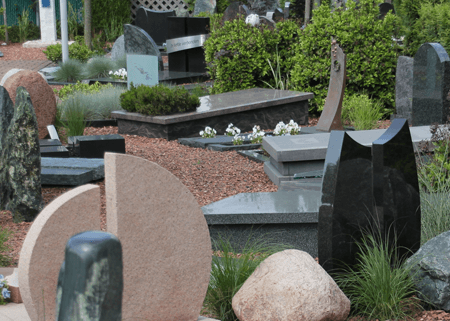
[
  {"x1": 83, "y1": 56, "x2": 116, "y2": 79},
  {"x1": 120, "y1": 84, "x2": 200, "y2": 116},
  {"x1": 57, "y1": 81, "x2": 114, "y2": 100},
  {"x1": 58, "y1": 85, "x2": 125, "y2": 120},
  {"x1": 82, "y1": 0, "x2": 130, "y2": 34},
  {"x1": 341, "y1": 93, "x2": 385, "y2": 130},
  {"x1": 0, "y1": 227, "x2": 12, "y2": 267},
  {"x1": 290, "y1": 0, "x2": 401, "y2": 113},
  {"x1": 43, "y1": 41, "x2": 95, "y2": 63},
  {"x1": 204, "y1": 19, "x2": 301, "y2": 94},
  {"x1": 403, "y1": 1, "x2": 450, "y2": 56},
  {"x1": 52, "y1": 59, "x2": 84, "y2": 82},
  {"x1": 334, "y1": 231, "x2": 421, "y2": 320}
]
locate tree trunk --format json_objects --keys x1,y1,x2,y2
[
  {"x1": 305, "y1": 0, "x2": 310, "y2": 25},
  {"x1": 2, "y1": 0, "x2": 7, "y2": 43},
  {"x1": 84, "y1": 0, "x2": 91, "y2": 49}
]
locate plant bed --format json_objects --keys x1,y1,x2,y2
[{"x1": 113, "y1": 88, "x2": 311, "y2": 141}]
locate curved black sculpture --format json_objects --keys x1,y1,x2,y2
[{"x1": 318, "y1": 118, "x2": 421, "y2": 272}]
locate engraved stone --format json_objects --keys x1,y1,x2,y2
[{"x1": 135, "y1": 7, "x2": 175, "y2": 46}]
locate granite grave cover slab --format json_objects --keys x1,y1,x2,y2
[
  {"x1": 202, "y1": 191, "x2": 321, "y2": 257},
  {"x1": 41, "y1": 157, "x2": 104, "y2": 185},
  {"x1": 113, "y1": 88, "x2": 312, "y2": 140},
  {"x1": 68, "y1": 134, "x2": 126, "y2": 158}
]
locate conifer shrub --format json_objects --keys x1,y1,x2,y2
[{"x1": 120, "y1": 84, "x2": 200, "y2": 116}]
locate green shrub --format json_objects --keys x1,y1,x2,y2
[
  {"x1": 204, "y1": 19, "x2": 301, "y2": 94},
  {"x1": 82, "y1": 0, "x2": 131, "y2": 35},
  {"x1": 420, "y1": 191, "x2": 450, "y2": 245},
  {"x1": 52, "y1": 59, "x2": 84, "y2": 82},
  {"x1": 290, "y1": 0, "x2": 401, "y2": 113},
  {"x1": 120, "y1": 84, "x2": 200, "y2": 116},
  {"x1": 403, "y1": 2, "x2": 450, "y2": 56},
  {"x1": 58, "y1": 85, "x2": 125, "y2": 120},
  {"x1": 334, "y1": 231, "x2": 421, "y2": 320},
  {"x1": 57, "y1": 81, "x2": 114, "y2": 100},
  {"x1": 341, "y1": 93, "x2": 384, "y2": 130},
  {"x1": 18, "y1": 8, "x2": 30, "y2": 43},
  {"x1": 59, "y1": 100, "x2": 86, "y2": 137},
  {"x1": 83, "y1": 56, "x2": 116, "y2": 79},
  {"x1": 204, "y1": 234, "x2": 290, "y2": 321},
  {"x1": 0, "y1": 226, "x2": 12, "y2": 267},
  {"x1": 43, "y1": 42, "x2": 95, "y2": 63}
]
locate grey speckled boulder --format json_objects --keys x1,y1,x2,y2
[
  {"x1": 0, "y1": 87, "x2": 14, "y2": 209},
  {"x1": 1, "y1": 86, "x2": 43, "y2": 222},
  {"x1": 406, "y1": 230, "x2": 450, "y2": 311}
]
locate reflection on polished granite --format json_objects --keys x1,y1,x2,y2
[
  {"x1": 113, "y1": 88, "x2": 312, "y2": 140},
  {"x1": 202, "y1": 190, "x2": 320, "y2": 257}
]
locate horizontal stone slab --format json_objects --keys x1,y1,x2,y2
[
  {"x1": 263, "y1": 125, "x2": 434, "y2": 162},
  {"x1": 237, "y1": 150, "x2": 270, "y2": 163},
  {"x1": 41, "y1": 157, "x2": 105, "y2": 185},
  {"x1": 41, "y1": 168, "x2": 94, "y2": 186},
  {"x1": 40, "y1": 146, "x2": 69, "y2": 158},
  {"x1": 39, "y1": 139, "x2": 62, "y2": 147},
  {"x1": 113, "y1": 88, "x2": 312, "y2": 140}
]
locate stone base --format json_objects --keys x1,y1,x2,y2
[{"x1": 22, "y1": 40, "x2": 75, "y2": 48}]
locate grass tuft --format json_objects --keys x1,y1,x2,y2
[
  {"x1": 52, "y1": 59, "x2": 84, "y2": 82},
  {"x1": 83, "y1": 56, "x2": 117, "y2": 79}
]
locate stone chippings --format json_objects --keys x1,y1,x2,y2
[
  {"x1": 232, "y1": 249, "x2": 350, "y2": 321},
  {"x1": 0, "y1": 86, "x2": 43, "y2": 222},
  {"x1": 406, "y1": 230, "x2": 450, "y2": 311}
]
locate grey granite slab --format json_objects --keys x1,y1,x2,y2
[
  {"x1": 294, "y1": 170, "x2": 323, "y2": 179},
  {"x1": 113, "y1": 88, "x2": 312, "y2": 125},
  {"x1": 207, "y1": 143, "x2": 261, "y2": 152},
  {"x1": 263, "y1": 126, "x2": 434, "y2": 162},
  {"x1": 237, "y1": 150, "x2": 270, "y2": 163},
  {"x1": 41, "y1": 168, "x2": 94, "y2": 186},
  {"x1": 41, "y1": 157, "x2": 105, "y2": 181},
  {"x1": 278, "y1": 181, "x2": 322, "y2": 192},
  {"x1": 40, "y1": 145, "x2": 70, "y2": 158},
  {"x1": 39, "y1": 139, "x2": 62, "y2": 147},
  {"x1": 202, "y1": 191, "x2": 320, "y2": 257},
  {"x1": 269, "y1": 156, "x2": 324, "y2": 176},
  {"x1": 202, "y1": 191, "x2": 320, "y2": 224}
]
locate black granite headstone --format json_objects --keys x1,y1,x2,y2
[
  {"x1": 412, "y1": 43, "x2": 450, "y2": 126},
  {"x1": 167, "y1": 17, "x2": 210, "y2": 73},
  {"x1": 69, "y1": 134, "x2": 125, "y2": 158},
  {"x1": 379, "y1": 2, "x2": 395, "y2": 19},
  {"x1": 318, "y1": 118, "x2": 421, "y2": 272},
  {"x1": 135, "y1": 7, "x2": 175, "y2": 47},
  {"x1": 56, "y1": 231, "x2": 123, "y2": 321}
]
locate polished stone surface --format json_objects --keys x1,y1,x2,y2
[
  {"x1": 318, "y1": 130, "x2": 373, "y2": 272},
  {"x1": 111, "y1": 35, "x2": 125, "y2": 61},
  {"x1": 237, "y1": 149, "x2": 270, "y2": 163},
  {"x1": 123, "y1": 24, "x2": 163, "y2": 71},
  {"x1": 113, "y1": 88, "x2": 311, "y2": 140},
  {"x1": 194, "y1": 0, "x2": 216, "y2": 15},
  {"x1": 412, "y1": 43, "x2": 450, "y2": 126},
  {"x1": 70, "y1": 134, "x2": 126, "y2": 158},
  {"x1": 167, "y1": 17, "x2": 210, "y2": 73},
  {"x1": 262, "y1": 125, "x2": 434, "y2": 163},
  {"x1": 318, "y1": 119, "x2": 421, "y2": 272},
  {"x1": 316, "y1": 41, "x2": 345, "y2": 132},
  {"x1": 372, "y1": 118, "x2": 421, "y2": 260},
  {"x1": 135, "y1": 7, "x2": 175, "y2": 46},
  {"x1": 56, "y1": 231, "x2": 123, "y2": 321},
  {"x1": 393, "y1": 56, "x2": 414, "y2": 123},
  {"x1": 39, "y1": 139, "x2": 61, "y2": 147},
  {"x1": 41, "y1": 168, "x2": 94, "y2": 186},
  {"x1": 41, "y1": 157, "x2": 105, "y2": 183},
  {"x1": 40, "y1": 145, "x2": 69, "y2": 158},
  {"x1": 202, "y1": 191, "x2": 320, "y2": 256},
  {"x1": 223, "y1": 2, "x2": 249, "y2": 22},
  {"x1": 178, "y1": 134, "x2": 264, "y2": 151}
]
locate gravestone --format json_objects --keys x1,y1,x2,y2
[
  {"x1": 135, "y1": 7, "x2": 176, "y2": 46},
  {"x1": 318, "y1": 118, "x2": 421, "y2": 272},
  {"x1": 126, "y1": 54, "x2": 159, "y2": 88},
  {"x1": 316, "y1": 40, "x2": 346, "y2": 132},
  {"x1": 194, "y1": 0, "x2": 217, "y2": 15},
  {"x1": 39, "y1": 0, "x2": 57, "y2": 42},
  {"x1": 379, "y1": 2, "x2": 395, "y2": 19},
  {"x1": 111, "y1": 35, "x2": 125, "y2": 61},
  {"x1": 392, "y1": 56, "x2": 414, "y2": 123},
  {"x1": 56, "y1": 231, "x2": 123, "y2": 321},
  {"x1": 0, "y1": 86, "x2": 43, "y2": 222},
  {"x1": 247, "y1": 0, "x2": 278, "y2": 15},
  {"x1": 167, "y1": 17, "x2": 210, "y2": 73},
  {"x1": 123, "y1": 24, "x2": 164, "y2": 71},
  {"x1": 284, "y1": 2, "x2": 290, "y2": 18},
  {"x1": 272, "y1": 8, "x2": 285, "y2": 22},
  {"x1": 223, "y1": 2, "x2": 250, "y2": 21},
  {"x1": 19, "y1": 185, "x2": 100, "y2": 321},
  {"x1": 105, "y1": 153, "x2": 212, "y2": 320},
  {"x1": 69, "y1": 134, "x2": 126, "y2": 158},
  {"x1": 412, "y1": 43, "x2": 450, "y2": 126}
]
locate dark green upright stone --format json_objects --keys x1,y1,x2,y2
[
  {"x1": 0, "y1": 86, "x2": 14, "y2": 209},
  {"x1": 56, "y1": 231, "x2": 123, "y2": 321},
  {"x1": 3, "y1": 87, "x2": 42, "y2": 222}
]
